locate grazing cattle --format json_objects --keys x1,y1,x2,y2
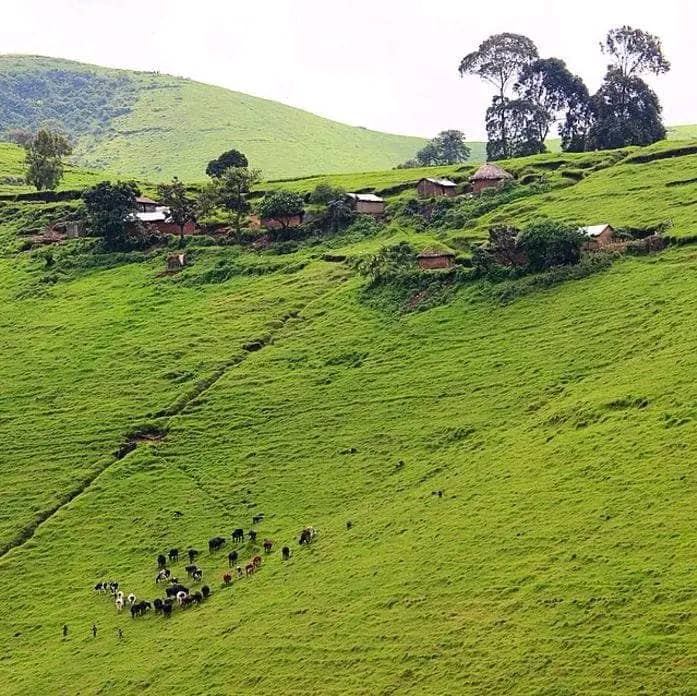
[
  {"x1": 166, "y1": 584, "x2": 189, "y2": 598},
  {"x1": 155, "y1": 569, "x2": 170, "y2": 583},
  {"x1": 191, "y1": 591, "x2": 203, "y2": 604},
  {"x1": 127, "y1": 593, "x2": 136, "y2": 606},
  {"x1": 282, "y1": 546, "x2": 290, "y2": 560},
  {"x1": 94, "y1": 581, "x2": 105, "y2": 593},
  {"x1": 187, "y1": 548, "x2": 199, "y2": 563},
  {"x1": 157, "y1": 554, "x2": 167, "y2": 568},
  {"x1": 192, "y1": 570, "x2": 203, "y2": 582},
  {"x1": 109, "y1": 582, "x2": 119, "y2": 595},
  {"x1": 201, "y1": 585, "x2": 211, "y2": 598},
  {"x1": 252, "y1": 555, "x2": 262, "y2": 568},
  {"x1": 115, "y1": 598, "x2": 124, "y2": 612},
  {"x1": 228, "y1": 550, "x2": 239, "y2": 567},
  {"x1": 130, "y1": 601, "x2": 150, "y2": 618},
  {"x1": 168, "y1": 548, "x2": 179, "y2": 562},
  {"x1": 162, "y1": 603, "x2": 173, "y2": 618},
  {"x1": 248, "y1": 530, "x2": 257, "y2": 542},
  {"x1": 232, "y1": 528, "x2": 244, "y2": 543},
  {"x1": 168, "y1": 577, "x2": 179, "y2": 585},
  {"x1": 116, "y1": 590, "x2": 124, "y2": 602},
  {"x1": 182, "y1": 595, "x2": 195, "y2": 608},
  {"x1": 236, "y1": 565, "x2": 243, "y2": 578},
  {"x1": 263, "y1": 539, "x2": 273, "y2": 553},
  {"x1": 176, "y1": 591, "x2": 187, "y2": 606},
  {"x1": 222, "y1": 573, "x2": 232, "y2": 586},
  {"x1": 245, "y1": 563, "x2": 255, "y2": 576},
  {"x1": 153, "y1": 598, "x2": 164, "y2": 614},
  {"x1": 252, "y1": 514, "x2": 264, "y2": 525},
  {"x1": 185, "y1": 564, "x2": 198, "y2": 577},
  {"x1": 299, "y1": 526, "x2": 316, "y2": 544},
  {"x1": 208, "y1": 537, "x2": 226, "y2": 553}
]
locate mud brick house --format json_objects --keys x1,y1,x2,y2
[
  {"x1": 580, "y1": 224, "x2": 618, "y2": 250},
  {"x1": 416, "y1": 177, "x2": 458, "y2": 198},
  {"x1": 417, "y1": 249, "x2": 456, "y2": 270},
  {"x1": 133, "y1": 197, "x2": 196, "y2": 235},
  {"x1": 346, "y1": 193, "x2": 385, "y2": 216},
  {"x1": 469, "y1": 163, "x2": 513, "y2": 194}
]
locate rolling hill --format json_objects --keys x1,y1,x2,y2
[
  {"x1": 1, "y1": 140, "x2": 697, "y2": 693},
  {"x1": 0, "y1": 55, "x2": 442, "y2": 180}
]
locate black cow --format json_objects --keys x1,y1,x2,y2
[
  {"x1": 166, "y1": 584, "x2": 189, "y2": 598},
  {"x1": 94, "y1": 581, "x2": 105, "y2": 592},
  {"x1": 201, "y1": 585, "x2": 211, "y2": 599},
  {"x1": 168, "y1": 548, "x2": 179, "y2": 562},
  {"x1": 282, "y1": 546, "x2": 290, "y2": 560},
  {"x1": 130, "y1": 601, "x2": 150, "y2": 619},
  {"x1": 185, "y1": 564, "x2": 198, "y2": 577},
  {"x1": 232, "y1": 528, "x2": 244, "y2": 543},
  {"x1": 252, "y1": 514, "x2": 264, "y2": 525},
  {"x1": 162, "y1": 603, "x2": 173, "y2": 618},
  {"x1": 299, "y1": 529, "x2": 312, "y2": 545},
  {"x1": 228, "y1": 550, "x2": 238, "y2": 567},
  {"x1": 192, "y1": 569, "x2": 203, "y2": 582},
  {"x1": 191, "y1": 591, "x2": 203, "y2": 604},
  {"x1": 157, "y1": 554, "x2": 167, "y2": 568},
  {"x1": 208, "y1": 537, "x2": 226, "y2": 553},
  {"x1": 153, "y1": 598, "x2": 164, "y2": 614},
  {"x1": 248, "y1": 530, "x2": 257, "y2": 542},
  {"x1": 187, "y1": 548, "x2": 199, "y2": 563}
]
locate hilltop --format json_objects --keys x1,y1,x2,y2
[
  {"x1": 0, "y1": 55, "x2": 444, "y2": 180},
  {"x1": 0, "y1": 140, "x2": 696, "y2": 693}
]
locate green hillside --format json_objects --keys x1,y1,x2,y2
[
  {"x1": 0, "y1": 55, "x2": 438, "y2": 180},
  {"x1": 1, "y1": 141, "x2": 697, "y2": 693}
]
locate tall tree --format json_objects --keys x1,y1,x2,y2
[
  {"x1": 459, "y1": 33, "x2": 538, "y2": 159},
  {"x1": 24, "y1": 129, "x2": 72, "y2": 191},
  {"x1": 485, "y1": 98, "x2": 548, "y2": 159},
  {"x1": 414, "y1": 130, "x2": 471, "y2": 166},
  {"x1": 204, "y1": 166, "x2": 262, "y2": 234},
  {"x1": 157, "y1": 177, "x2": 196, "y2": 244},
  {"x1": 83, "y1": 181, "x2": 140, "y2": 250},
  {"x1": 601, "y1": 25, "x2": 670, "y2": 78},
  {"x1": 257, "y1": 190, "x2": 305, "y2": 230},
  {"x1": 205, "y1": 149, "x2": 249, "y2": 178}
]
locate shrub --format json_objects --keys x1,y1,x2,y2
[{"x1": 517, "y1": 219, "x2": 584, "y2": 272}]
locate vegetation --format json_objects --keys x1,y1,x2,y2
[
  {"x1": 401, "y1": 130, "x2": 471, "y2": 167},
  {"x1": 82, "y1": 180, "x2": 140, "y2": 250},
  {"x1": 24, "y1": 129, "x2": 72, "y2": 191},
  {"x1": 156, "y1": 177, "x2": 196, "y2": 243},
  {"x1": 201, "y1": 167, "x2": 262, "y2": 233},
  {"x1": 205, "y1": 149, "x2": 249, "y2": 178},
  {"x1": 257, "y1": 189, "x2": 305, "y2": 228}
]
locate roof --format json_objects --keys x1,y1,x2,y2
[
  {"x1": 417, "y1": 248, "x2": 455, "y2": 258},
  {"x1": 580, "y1": 224, "x2": 613, "y2": 237},
  {"x1": 420, "y1": 177, "x2": 457, "y2": 187},
  {"x1": 136, "y1": 211, "x2": 168, "y2": 223},
  {"x1": 470, "y1": 163, "x2": 514, "y2": 181},
  {"x1": 347, "y1": 192, "x2": 384, "y2": 203},
  {"x1": 136, "y1": 195, "x2": 159, "y2": 205}
]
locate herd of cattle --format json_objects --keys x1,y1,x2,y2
[{"x1": 93, "y1": 522, "x2": 317, "y2": 620}]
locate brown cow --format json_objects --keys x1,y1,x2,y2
[
  {"x1": 245, "y1": 563, "x2": 255, "y2": 576},
  {"x1": 252, "y1": 555, "x2": 262, "y2": 568},
  {"x1": 263, "y1": 539, "x2": 273, "y2": 554},
  {"x1": 223, "y1": 573, "x2": 232, "y2": 585}
]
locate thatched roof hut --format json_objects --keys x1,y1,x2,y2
[{"x1": 470, "y1": 163, "x2": 513, "y2": 193}]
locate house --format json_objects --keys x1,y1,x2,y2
[
  {"x1": 416, "y1": 177, "x2": 458, "y2": 198},
  {"x1": 469, "y1": 163, "x2": 514, "y2": 194},
  {"x1": 136, "y1": 196, "x2": 160, "y2": 213},
  {"x1": 165, "y1": 253, "x2": 187, "y2": 272},
  {"x1": 346, "y1": 193, "x2": 385, "y2": 216},
  {"x1": 580, "y1": 224, "x2": 617, "y2": 250},
  {"x1": 417, "y1": 249, "x2": 456, "y2": 270}
]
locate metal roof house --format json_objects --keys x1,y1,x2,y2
[
  {"x1": 417, "y1": 177, "x2": 458, "y2": 198},
  {"x1": 346, "y1": 193, "x2": 386, "y2": 216}
]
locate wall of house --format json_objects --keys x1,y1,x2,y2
[
  {"x1": 261, "y1": 215, "x2": 303, "y2": 230},
  {"x1": 418, "y1": 256, "x2": 453, "y2": 269},
  {"x1": 471, "y1": 179, "x2": 504, "y2": 194},
  {"x1": 417, "y1": 181, "x2": 456, "y2": 198},
  {"x1": 355, "y1": 201, "x2": 385, "y2": 215},
  {"x1": 151, "y1": 221, "x2": 197, "y2": 235}
]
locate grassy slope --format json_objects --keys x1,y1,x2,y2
[
  {"x1": 1, "y1": 142, "x2": 697, "y2": 693},
  {"x1": 0, "y1": 55, "x2": 433, "y2": 180}
]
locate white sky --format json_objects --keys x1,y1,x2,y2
[{"x1": 0, "y1": 0, "x2": 693, "y2": 138}]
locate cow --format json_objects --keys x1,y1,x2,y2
[
  {"x1": 201, "y1": 585, "x2": 211, "y2": 599},
  {"x1": 94, "y1": 581, "x2": 105, "y2": 593},
  {"x1": 153, "y1": 598, "x2": 164, "y2": 614},
  {"x1": 176, "y1": 591, "x2": 187, "y2": 606},
  {"x1": 157, "y1": 554, "x2": 167, "y2": 569},
  {"x1": 181, "y1": 595, "x2": 194, "y2": 608},
  {"x1": 228, "y1": 550, "x2": 238, "y2": 567},
  {"x1": 115, "y1": 598, "x2": 124, "y2": 612},
  {"x1": 252, "y1": 555, "x2": 262, "y2": 568},
  {"x1": 299, "y1": 526, "x2": 316, "y2": 545},
  {"x1": 263, "y1": 539, "x2": 273, "y2": 554},
  {"x1": 223, "y1": 573, "x2": 232, "y2": 586},
  {"x1": 248, "y1": 530, "x2": 258, "y2": 543},
  {"x1": 185, "y1": 564, "x2": 198, "y2": 577},
  {"x1": 162, "y1": 603, "x2": 173, "y2": 618},
  {"x1": 155, "y1": 568, "x2": 170, "y2": 583},
  {"x1": 127, "y1": 593, "x2": 136, "y2": 606},
  {"x1": 208, "y1": 536, "x2": 226, "y2": 553},
  {"x1": 245, "y1": 563, "x2": 255, "y2": 576},
  {"x1": 236, "y1": 565, "x2": 243, "y2": 578},
  {"x1": 191, "y1": 591, "x2": 203, "y2": 604},
  {"x1": 168, "y1": 548, "x2": 179, "y2": 563},
  {"x1": 282, "y1": 546, "x2": 290, "y2": 560},
  {"x1": 192, "y1": 569, "x2": 203, "y2": 582},
  {"x1": 187, "y1": 548, "x2": 199, "y2": 563},
  {"x1": 232, "y1": 528, "x2": 244, "y2": 543},
  {"x1": 252, "y1": 514, "x2": 264, "y2": 525}
]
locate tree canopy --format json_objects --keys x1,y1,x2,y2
[
  {"x1": 83, "y1": 180, "x2": 140, "y2": 250},
  {"x1": 205, "y1": 149, "x2": 249, "y2": 178},
  {"x1": 202, "y1": 166, "x2": 262, "y2": 233},
  {"x1": 24, "y1": 129, "x2": 72, "y2": 191},
  {"x1": 157, "y1": 177, "x2": 196, "y2": 243},
  {"x1": 257, "y1": 190, "x2": 305, "y2": 229}
]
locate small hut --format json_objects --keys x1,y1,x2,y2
[
  {"x1": 417, "y1": 249, "x2": 456, "y2": 270},
  {"x1": 165, "y1": 253, "x2": 187, "y2": 273},
  {"x1": 469, "y1": 163, "x2": 513, "y2": 193},
  {"x1": 346, "y1": 193, "x2": 385, "y2": 216},
  {"x1": 580, "y1": 224, "x2": 617, "y2": 250},
  {"x1": 416, "y1": 177, "x2": 457, "y2": 198}
]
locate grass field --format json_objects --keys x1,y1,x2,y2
[{"x1": 1, "y1": 139, "x2": 697, "y2": 694}]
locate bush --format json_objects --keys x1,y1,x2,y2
[{"x1": 517, "y1": 219, "x2": 584, "y2": 272}]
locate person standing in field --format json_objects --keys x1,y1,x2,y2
[
  {"x1": 62, "y1": 624, "x2": 68, "y2": 640},
  {"x1": 92, "y1": 624, "x2": 97, "y2": 638}
]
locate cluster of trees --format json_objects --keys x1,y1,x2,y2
[
  {"x1": 24, "y1": 129, "x2": 72, "y2": 190},
  {"x1": 459, "y1": 26, "x2": 670, "y2": 159},
  {"x1": 399, "y1": 130, "x2": 471, "y2": 168}
]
